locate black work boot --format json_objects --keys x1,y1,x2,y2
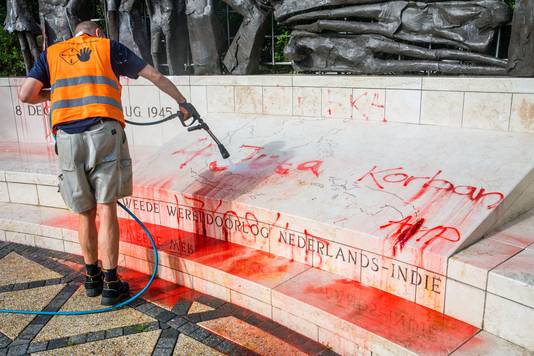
[
  {"x1": 84, "y1": 265, "x2": 103, "y2": 297},
  {"x1": 101, "y1": 268, "x2": 130, "y2": 306}
]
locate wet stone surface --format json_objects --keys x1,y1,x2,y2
[{"x1": 0, "y1": 241, "x2": 331, "y2": 355}]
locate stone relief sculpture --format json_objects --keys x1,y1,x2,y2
[
  {"x1": 116, "y1": 0, "x2": 152, "y2": 64},
  {"x1": 221, "y1": 0, "x2": 273, "y2": 74},
  {"x1": 278, "y1": 0, "x2": 513, "y2": 75},
  {"x1": 145, "y1": 0, "x2": 189, "y2": 74},
  {"x1": 186, "y1": 0, "x2": 224, "y2": 74},
  {"x1": 508, "y1": 0, "x2": 534, "y2": 76},
  {"x1": 4, "y1": 0, "x2": 41, "y2": 72},
  {"x1": 6, "y1": 0, "x2": 534, "y2": 76},
  {"x1": 37, "y1": 0, "x2": 90, "y2": 46}
]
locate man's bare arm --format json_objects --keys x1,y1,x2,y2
[{"x1": 18, "y1": 78, "x2": 50, "y2": 104}]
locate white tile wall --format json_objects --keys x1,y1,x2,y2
[
  {"x1": 420, "y1": 91, "x2": 463, "y2": 128},
  {"x1": 463, "y1": 93, "x2": 512, "y2": 131},
  {"x1": 0, "y1": 87, "x2": 19, "y2": 142},
  {"x1": 322, "y1": 88, "x2": 352, "y2": 118},
  {"x1": 263, "y1": 87, "x2": 293, "y2": 116},
  {"x1": 293, "y1": 87, "x2": 322, "y2": 117},
  {"x1": 207, "y1": 86, "x2": 235, "y2": 113},
  {"x1": 235, "y1": 86, "x2": 263, "y2": 114},
  {"x1": 385, "y1": 89, "x2": 421, "y2": 124},
  {"x1": 351, "y1": 89, "x2": 386, "y2": 121},
  {"x1": 510, "y1": 94, "x2": 534, "y2": 133}
]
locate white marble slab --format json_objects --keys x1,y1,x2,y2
[
  {"x1": 452, "y1": 331, "x2": 533, "y2": 356},
  {"x1": 129, "y1": 117, "x2": 534, "y2": 278},
  {"x1": 484, "y1": 293, "x2": 534, "y2": 351},
  {"x1": 448, "y1": 238, "x2": 522, "y2": 289},
  {"x1": 488, "y1": 249, "x2": 534, "y2": 308}
]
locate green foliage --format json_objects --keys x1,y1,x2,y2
[
  {"x1": 0, "y1": 28, "x2": 26, "y2": 76},
  {"x1": 0, "y1": 2, "x2": 26, "y2": 76},
  {"x1": 274, "y1": 27, "x2": 290, "y2": 62}
]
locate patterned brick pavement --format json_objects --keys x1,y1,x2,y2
[{"x1": 0, "y1": 241, "x2": 335, "y2": 356}]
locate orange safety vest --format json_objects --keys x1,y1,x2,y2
[{"x1": 47, "y1": 34, "x2": 125, "y2": 132}]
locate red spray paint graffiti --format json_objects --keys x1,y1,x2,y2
[{"x1": 357, "y1": 166, "x2": 505, "y2": 209}]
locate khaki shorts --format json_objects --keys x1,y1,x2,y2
[{"x1": 56, "y1": 120, "x2": 133, "y2": 213}]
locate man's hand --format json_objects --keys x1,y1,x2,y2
[{"x1": 178, "y1": 101, "x2": 198, "y2": 122}]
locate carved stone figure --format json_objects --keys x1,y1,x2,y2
[
  {"x1": 285, "y1": 1, "x2": 511, "y2": 53},
  {"x1": 274, "y1": 0, "x2": 380, "y2": 21},
  {"x1": 38, "y1": 0, "x2": 91, "y2": 45},
  {"x1": 279, "y1": 0, "x2": 512, "y2": 75},
  {"x1": 285, "y1": 31, "x2": 507, "y2": 75},
  {"x1": 186, "y1": 0, "x2": 224, "y2": 74},
  {"x1": 508, "y1": 0, "x2": 534, "y2": 76},
  {"x1": 146, "y1": 0, "x2": 189, "y2": 75},
  {"x1": 104, "y1": 0, "x2": 121, "y2": 41},
  {"x1": 221, "y1": 0, "x2": 273, "y2": 74},
  {"x1": 4, "y1": 0, "x2": 41, "y2": 72},
  {"x1": 118, "y1": 0, "x2": 152, "y2": 64}
]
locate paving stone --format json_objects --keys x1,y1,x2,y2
[
  {"x1": 33, "y1": 330, "x2": 161, "y2": 356},
  {"x1": 200, "y1": 316, "x2": 306, "y2": 355},
  {"x1": 123, "y1": 323, "x2": 154, "y2": 336},
  {"x1": 106, "y1": 328, "x2": 124, "y2": 339},
  {"x1": 177, "y1": 322, "x2": 199, "y2": 336},
  {"x1": 0, "y1": 333, "x2": 11, "y2": 348},
  {"x1": 27, "y1": 280, "x2": 46, "y2": 289},
  {"x1": 203, "y1": 334, "x2": 225, "y2": 348},
  {"x1": 172, "y1": 301, "x2": 192, "y2": 316},
  {"x1": 155, "y1": 310, "x2": 176, "y2": 323},
  {"x1": 185, "y1": 314, "x2": 201, "y2": 324},
  {"x1": 0, "y1": 284, "x2": 64, "y2": 339},
  {"x1": 152, "y1": 347, "x2": 173, "y2": 356},
  {"x1": 319, "y1": 348, "x2": 340, "y2": 356},
  {"x1": 196, "y1": 295, "x2": 226, "y2": 309},
  {"x1": 244, "y1": 313, "x2": 268, "y2": 327},
  {"x1": 34, "y1": 287, "x2": 156, "y2": 343},
  {"x1": 86, "y1": 331, "x2": 106, "y2": 342},
  {"x1": 189, "y1": 327, "x2": 211, "y2": 342},
  {"x1": 0, "y1": 285, "x2": 13, "y2": 293},
  {"x1": 300, "y1": 340, "x2": 329, "y2": 355},
  {"x1": 156, "y1": 328, "x2": 179, "y2": 349},
  {"x1": 68, "y1": 334, "x2": 87, "y2": 345},
  {"x1": 0, "y1": 253, "x2": 61, "y2": 286},
  {"x1": 173, "y1": 334, "x2": 223, "y2": 356},
  {"x1": 11, "y1": 282, "x2": 29, "y2": 291},
  {"x1": 27, "y1": 342, "x2": 48, "y2": 353},
  {"x1": 46, "y1": 337, "x2": 69, "y2": 350},
  {"x1": 215, "y1": 340, "x2": 238, "y2": 354},
  {"x1": 6, "y1": 343, "x2": 28, "y2": 356},
  {"x1": 167, "y1": 317, "x2": 188, "y2": 330}
]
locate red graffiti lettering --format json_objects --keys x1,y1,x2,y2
[
  {"x1": 358, "y1": 166, "x2": 505, "y2": 209},
  {"x1": 297, "y1": 160, "x2": 323, "y2": 177},
  {"x1": 209, "y1": 161, "x2": 228, "y2": 172}
]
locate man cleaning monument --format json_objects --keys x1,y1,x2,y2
[{"x1": 17, "y1": 20, "x2": 196, "y2": 306}]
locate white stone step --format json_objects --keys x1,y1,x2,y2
[
  {"x1": 0, "y1": 201, "x2": 481, "y2": 355},
  {"x1": 452, "y1": 331, "x2": 533, "y2": 356},
  {"x1": 1, "y1": 116, "x2": 534, "y2": 316}
]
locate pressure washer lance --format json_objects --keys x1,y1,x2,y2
[{"x1": 125, "y1": 101, "x2": 230, "y2": 159}]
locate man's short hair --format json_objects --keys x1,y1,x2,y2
[{"x1": 75, "y1": 21, "x2": 100, "y2": 35}]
